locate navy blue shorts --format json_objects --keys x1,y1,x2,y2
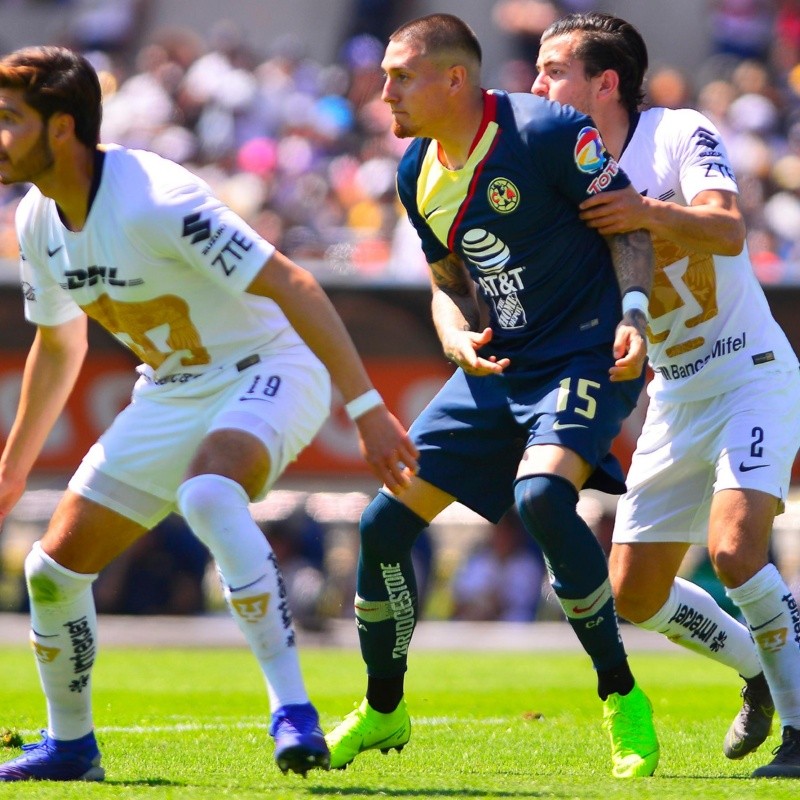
[{"x1": 410, "y1": 346, "x2": 644, "y2": 523}]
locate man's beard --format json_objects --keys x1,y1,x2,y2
[{"x1": 0, "y1": 125, "x2": 55, "y2": 185}]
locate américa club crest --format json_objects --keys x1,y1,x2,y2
[{"x1": 487, "y1": 177, "x2": 520, "y2": 213}]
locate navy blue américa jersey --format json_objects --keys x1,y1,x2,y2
[{"x1": 396, "y1": 90, "x2": 632, "y2": 376}]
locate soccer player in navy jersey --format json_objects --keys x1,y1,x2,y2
[{"x1": 325, "y1": 13, "x2": 659, "y2": 778}]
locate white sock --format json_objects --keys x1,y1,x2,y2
[
  {"x1": 177, "y1": 474, "x2": 309, "y2": 711},
  {"x1": 25, "y1": 542, "x2": 98, "y2": 741},
  {"x1": 727, "y1": 564, "x2": 800, "y2": 728},
  {"x1": 638, "y1": 577, "x2": 762, "y2": 678}
]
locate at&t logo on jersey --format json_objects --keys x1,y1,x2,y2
[
  {"x1": 462, "y1": 228, "x2": 510, "y2": 274},
  {"x1": 574, "y1": 126, "x2": 606, "y2": 173},
  {"x1": 461, "y1": 228, "x2": 526, "y2": 330},
  {"x1": 487, "y1": 177, "x2": 520, "y2": 213}
]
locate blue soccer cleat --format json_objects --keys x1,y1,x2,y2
[
  {"x1": 270, "y1": 702, "x2": 330, "y2": 776},
  {"x1": 0, "y1": 730, "x2": 104, "y2": 782}
]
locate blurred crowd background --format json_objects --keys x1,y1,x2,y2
[
  {"x1": 4, "y1": 0, "x2": 800, "y2": 284},
  {"x1": 2, "y1": 0, "x2": 800, "y2": 628}
]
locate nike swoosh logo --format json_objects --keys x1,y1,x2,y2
[
  {"x1": 228, "y1": 575, "x2": 266, "y2": 593},
  {"x1": 354, "y1": 724, "x2": 407, "y2": 750},
  {"x1": 750, "y1": 613, "x2": 782, "y2": 631},
  {"x1": 739, "y1": 462, "x2": 770, "y2": 472},
  {"x1": 553, "y1": 422, "x2": 589, "y2": 431},
  {"x1": 572, "y1": 595, "x2": 602, "y2": 614},
  {"x1": 423, "y1": 206, "x2": 441, "y2": 220},
  {"x1": 47, "y1": 245, "x2": 63, "y2": 257},
  {"x1": 31, "y1": 629, "x2": 59, "y2": 638}
]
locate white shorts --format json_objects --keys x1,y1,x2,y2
[
  {"x1": 613, "y1": 368, "x2": 800, "y2": 545},
  {"x1": 68, "y1": 346, "x2": 331, "y2": 529}
]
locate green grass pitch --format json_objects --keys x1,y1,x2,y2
[{"x1": 0, "y1": 643, "x2": 794, "y2": 799}]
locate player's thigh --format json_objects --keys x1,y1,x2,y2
[
  {"x1": 410, "y1": 369, "x2": 523, "y2": 523},
  {"x1": 389, "y1": 474, "x2": 455, "y2": 523},
  {"x1": 613, "y1": 395, "x2": 716, "y2": 546},
  {"x1": 516, "y1": 444, "x2": 592, "y2": 491},
  {"x1": 70, "y1": 389, "x2": 213, "y2": 529},
  {"x1": 198, "y1": 350, "x2": 331, "y2": 499},
  {"x1": 40, "y1": 490, "x2": 149, "y2": 574},
  {"x1": 513, "y1": 347, "x2": 643, "y2": 494},
  {"x1": 712, "y1": 369, "x2": 800, "y2": 512},
  {"x1": 609, "y1": 541, "x2": 690, "y2": 622}
]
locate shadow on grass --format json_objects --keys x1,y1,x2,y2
[
  {"x1": 309, "y1": 790, "x2": 543, "y2": 797},
  {"x1": 105, "y1": 778, "x2": 186, "y2": 786}
]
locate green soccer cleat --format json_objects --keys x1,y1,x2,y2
[
  {"x1": 325, "y1": 697, "x2": 411, "y2": 769},
  {"x1": 602, "y1": 682, "x2": 660, "y2": 778}
]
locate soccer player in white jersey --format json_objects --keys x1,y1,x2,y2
[
  {"x1": 0, "y1": 46, "x2": 417, "y2": 782},
  {"x1": 533, "y1": 12, "x2": 800, "y2": 778}
]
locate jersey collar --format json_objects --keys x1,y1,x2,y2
[
  {"x1": 619, "y1": 111, "x2": 641, "y2": 160},
  {"x1": 436, "y1": 90, "x2": 499, "y2": 166}
]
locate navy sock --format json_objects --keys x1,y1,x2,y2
[
  {"x1": 356, "y1": 492, "x2": 428, "y2": 681},
  {"x1": 515, "y1": 474, "x2": 629, "y2": 684}
]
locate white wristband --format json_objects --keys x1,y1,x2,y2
[
  {"x1": 345, "y1": 389, "x2": 384, "y2": 421},
  {"x1": 622, "y1": 290, "x2": 649, "y2": 318}
]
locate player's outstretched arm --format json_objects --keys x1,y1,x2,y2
[
  {"x1": 580, "y1": 186, "x2": 745, "y2": 257},
  {"x1": 246, "y1": 251, "x2": 418, "y2": 493},
  {"x1": 604, "y1": 229, "x2": 653, "y2": 382},
  {"x1": 0, "y1": 315, "x2": 88, "y2": 526},
  {"x1": 429, "y1": 253, "x2": 510, "y2": 376}
]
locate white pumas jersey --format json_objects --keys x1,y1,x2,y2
[
  {"x1": 17, "y1": 145, "x2": 305, "y2": 380},
  {"x1": 620, "y1": 107, "x2": 798, "y2": 402}
]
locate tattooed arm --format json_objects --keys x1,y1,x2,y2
[
  {"x1": 604, "y1": 228, "x2": 654, "y2": 382},
  {"x1": 429, "y1": 252, "x2": 510, "y2": 376}
]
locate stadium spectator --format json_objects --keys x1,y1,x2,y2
[
  {"x1": 92, "y1": 513, "x2": 210, "y2": 615},
  {"x1": 534, "y1": 11, "x2": 800, "y2": 778},
  {"x1": 451, "y1": 510, "x2": 546, "y2": 622},
  {"x1": 3, "y1": 6, "x2": 800, "y2": 285},
  {"x1": 259, "y1": 508, "x2": 329, "y2": 632},
  {"x1": 707, "y1": 0, "x2": 777, "y2": 63},
  {"x1": 324, "y1": 12, "x2": 659, "y2": 779},
  {"x1": 0, "y1": 45, "x2": 416, "y2": 781}
]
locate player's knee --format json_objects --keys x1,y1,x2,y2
[
  {"x1": 709, "y1": 546, "x2": 761, "y2": 590},
  {"x1": 612, "y1": 567, "x2": 668, "y2": 623},
  {"x1": 24, "y1": 541, "x2": 96, "y2": 606},
  {"x1": 513, "y1": 474, "x2": 578, "y2": 550},
  {"x1": 177, "y1": 474, "x2": 248, "y2": 538},
  {"x1": 359, "y1": 491, "x2": 426, "y2": 563},
  {"x1": 613, "y1": 584, "x2": 648, "y2": 624}
]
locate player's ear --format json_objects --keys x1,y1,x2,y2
[
  {"x1": 597, "y1": 68, "x2": 620, "y2": 102},
  {"x1": 448, "y1": 64, "x2": 469, "y2": 94},
  {"x1": 48, "y1": 111, "x2": 75, "y2": 144}
]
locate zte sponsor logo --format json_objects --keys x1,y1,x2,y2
[{"x1": 181, "y1": 212, "x2": 253, "y2": 276}]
